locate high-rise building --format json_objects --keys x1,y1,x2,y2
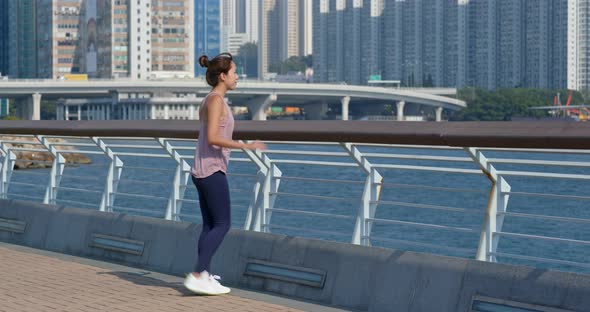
[
  {"x1": 568, "y1": 0, "x2": 590, "y2": 90},
  {"x1": 150, "y1": 0, "x2": 194, "y2": 78},
  {"x1": 36, "y1": 1, "x2": 84, "y2": 79},
  {"x1": 245, "y1": 0, "x2": 259, "y2": 43},
  {"x1": 314, "y1": 0, "x2": 569, "y2": 90},
  {"x1": 6, "y1": 0, "x2": 192, "y2": 80},
  {"x1": 195, "y1": 0, "x2": 221, "y2": 76},
  {"x1": 299, "y1": 0, "x2": 312, "y2": 56},
  {"x1": 8, "y1": 0, "x2": 38, "y2": 78},
  {"x1": 0, "y1": 0, "x2": 8, "y2": 77},
  {"x1": 259, "y1": 0, "x2": 310, "y2": 78},
  {"x1": 96, "y1": 0, "x2": 130, "y2": 78}
]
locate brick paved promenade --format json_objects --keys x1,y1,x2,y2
[{"x1": 0, "y1": 243, "x2": 348, "y2": 312}]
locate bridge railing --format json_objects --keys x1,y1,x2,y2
[{"x1": 1, "y1": 120, "x2": 589, "y2": 274}]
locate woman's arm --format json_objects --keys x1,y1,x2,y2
[{"x1": 206, "y1": 96, "x2": 266, "y2": 150}]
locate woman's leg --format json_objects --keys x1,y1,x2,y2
[
  {"x1": 192, "y1": 175, "x2": 212, "y2": 273},
  {"x1": 194, "y1": 171, "x2": 231, "y2": 273}
]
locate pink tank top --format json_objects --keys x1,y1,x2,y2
[{"x1": 191, "y1": 92, "x2": 235, "y2": 178}]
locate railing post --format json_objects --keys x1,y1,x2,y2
[
  {"x1": 37, "y1": 135, "x2": 66, "y2": 205},
  {"x1": 0, "y1": 140, "x2": 16, "y2": 199},
  {"x1": 265, "y1": 161, "x2": 282, "y2": 233},
  {"x1": 93, "y1": 137, "x2": 123, "y2": 213},
  {"x1": 158, "y1": 138, "x2": 191, "y2": 221},
  {"x1": 240, "y1": 143, "x2": 269, "y2": 231},
  {"x1": 465, "y1": 147, "x2": 511, "y2": 262},
  {"x1": 342, "y1": 143, "x2": 383, "y2": 246},
  {"x1": 243, "y1": 148, "x2": 282, "y2": 233}
]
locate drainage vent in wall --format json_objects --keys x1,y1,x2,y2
[
  {"x1": 244, "y1": 259, "x2": 326, "y2": 288},
  {"x1": 471, "y1": 296, "x2": 574, "y2": 312},
  {"x1": 0, "y1": 218, "x2": 26, "y2": 234},
  {"x1": 89, "y1": 233, "x2": 145, "y2": 255}
]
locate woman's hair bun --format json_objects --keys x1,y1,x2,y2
[{"x1": 198, "y1": 55, "x2": 209, "y2": 68}]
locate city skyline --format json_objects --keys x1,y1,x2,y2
[{"x1": 0, "y1": 0, "x2": 588, "y2": 92}]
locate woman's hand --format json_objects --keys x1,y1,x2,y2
[{"x1": 245, "y1": 140, "x2": 267, "y2": 150}]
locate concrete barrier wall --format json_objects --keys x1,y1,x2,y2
[{"x1": 1, "y1": 199, "x2": 589, "y2": 312}]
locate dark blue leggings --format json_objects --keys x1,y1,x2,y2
[{"x1": 191, "y1": 171, "x2": 231, "y2": 273}]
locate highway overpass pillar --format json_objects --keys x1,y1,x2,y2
[
  {"x1": 436, "y1": 107, "x2": 443, "y2": 122},
  {"x1": 305, "y1": 101, "x2": 328, "y2": 120},
  {"x1": 396, "y1": 100, "x2": 405, "y2": 121},
  {"x1": 341, "y1": 96, "x2": 350, "y2": 121},
  {"x1": 247, "y1": 94, "x2": 277, "y2": 120},
  {"x1": 16, "y1": 93, "x2": 42, "y2": 120}
]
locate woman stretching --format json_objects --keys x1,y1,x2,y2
[{"x1": 184, "y1": 52, "x2": 266, "y2": 295}]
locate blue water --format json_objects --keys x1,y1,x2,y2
[{"x1": 7, "y1": 140, "x2": 590, "y2": 274}]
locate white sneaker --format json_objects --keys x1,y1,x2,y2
[
  {"x1": 208, "y1": 274, "x2": 231, "y2": 294},
  {"x1": 183, "y1": 271, "x2": 230, "y2": 295}
]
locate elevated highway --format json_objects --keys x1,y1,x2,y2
[{"x1": 0, "y1": 79, "x2": 465, "y2": 120}]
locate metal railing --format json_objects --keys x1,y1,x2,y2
[{"x1": 1, "y1": 121, "x2": 589, "y2": 274}]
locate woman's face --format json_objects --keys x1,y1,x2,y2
[{"x1": 223, "y1": 62, "x2": 239, "y2": 90}]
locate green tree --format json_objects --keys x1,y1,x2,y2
[
  {"x1": 234, "y1": 42, "x2": 258, "y2": 78},
  {"x1": 451, "y1": 88, "x2": 585, "y2": 121},
  {"x1": 268, "y1": 56, "x2": 309, "y2": 74}
]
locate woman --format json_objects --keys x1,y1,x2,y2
[{"x1": 184, "y1": 52, "x2": 266, "y2": 295}]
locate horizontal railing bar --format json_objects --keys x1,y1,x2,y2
[
  {"x1": 226, "y1": 173, "x2": 258, "y2": 178},
  {"x1": 497, "y1": 170, "x2": 590, "y2": 180},
  {"x1": 367, "y1": 217, "x2": 479, "y2": 233},
  {"x1": 229, "y1": 188, "x2": 251, "y2": 194},
  {"x1": 0, "y1": 141, "x2": 42, "y2": 145},
  {"x1": 112, "y1": 192, "x2": 168, "y2": 201},
  {"x1": 63, "y1": 174, "x2": 103, "y2": 181},
  {"x1": 8, "y1": 148, "x2": 46, "y2": 152},
  {"x1": 363, "y1": 153, "x2": 473, "y2": 162},
  {"x1": 94, "y1": 137, "x2": 158, "y2": 140},
  {"x1": 382, "y1": 182, "x2": 487, "y2": 193},
  {"x1": 264, "y1": 224, "x2": 348, "y2": 237},
  {"x1": 502, "y1": 191, "x2": 590, "y2": 201},
  {"x1": 271, "y1": 160, "x2": 357, "y2": 167},
  {"x1": 494, "y1": 232, "x2": 590, "y2": 246},
  {"x1": 109, "y1": 205, "x2": 163, "y2": 215},
  {"x1": 105, "y1": 144, "x2": 164, "y2": 149},
  {"x1": 9, "y1": 193, "x2": 44, "y2": 201},
  {"x1": 375, "y1": 200, "x2": 481, "y2": 214},
  {"x1": 479, "y1": 147, "x2": 590, "y2": 154},
  {"x1": 489, "y1": 252, "x2": 590, "y2": 269},
  {"x1": 276, "y1": 175, "x2": 364, "y2": 185},
  {"x1": 13, "y1": 159, "x2": 52, "y2": 164},
  {"x1": 265, "y1": 141, "x2": 340, "y2": 146},
  {"x1": 49, "y1": 142, "x2": 97, "y2": 147},
  {"x1": 117, "y1": 178, "x2": 169, "y2": 186},
  {"x1": 55, "y1": 186, "x2": 102, "y2": 194},
  {"x1": 267, "y1": 208, "x2": 354, "y2": 220},
  {"x1": 355, "y1": 143, "x2": 462, "y2": 150},
  {"x1": 270, "y1": 191, "x2": 356, "y2": 202},
  {"x1": 55, "y1": 150, "x2": 105, "y2": 155},
  {"x1": 498, "y1": 211, "x2": 590, "y2": 224},
  {"x1": 11, "y1": 170, "x2": 48, "y2": 176},
  {"x1": 367, "y1": 236, "x2": 474, "y2": 254},
  {"x1": 177, "y1": 198, "x2": 198, "y2": 204},
  {"x1": 56, "y1": 198, "x2": 98, "y2": 208},
  {"x1": 9, "y1": 181, "x2": 45, "y2": 188},
  {"x1": 488, "y1": 158, "x2": 590, "y2": 167},
  {"x1": 158, "y1": 138, "x2": 197, "y2": 142},
  {"x1": 123, "y1": 166, "x2": 172, "y2": 172},
  {"x1": 113, "y1": 152, "x2": 170, "y2": 158},
  {"x1": 374, "y1": 164, "x2": 482, "y2": 174},
  {"x1": 263, "y1": 150, "x2": 349, "y2": 157}
]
